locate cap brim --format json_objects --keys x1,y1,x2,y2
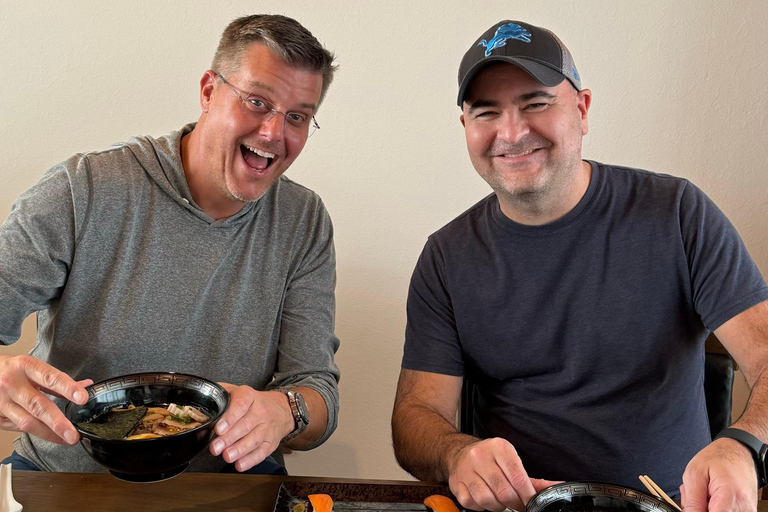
[{"x1": 457, "y1": 57, "x2": 566, "y2": 106}]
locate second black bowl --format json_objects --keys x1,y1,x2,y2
[{"x1": 527, "y1": 481, "x2": 677, "y2": 511}]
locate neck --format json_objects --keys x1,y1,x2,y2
[
  {"x1": 497, "y1": 160, "x2": 592, "y2": 226},
  {"x1": 181, "y1": 126, "x2": 246, "y2": 221}
]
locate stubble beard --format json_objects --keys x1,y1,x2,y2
[
  {"x1": 480, "y1": 126, "x2": 584, "y2": 214},
  {"x1": 222, "y1": 166, "x2": 279, "y2": 204},
  {"x1": 489, "y1": 151, "x2": 580, "y2": 211}
]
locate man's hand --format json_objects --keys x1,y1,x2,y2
[
  {"x1": 448, "y1": 437, "x2": 559, "y2": 512},
  {"x1": 0, "y1": 354, "x2": 92, "y2": 445},
  {"x1": 209, "y1": 384, "x2": 294, "y2": 472},
  {"x1": 680, "y1": 437, "x2": 758, "y2": 512}
]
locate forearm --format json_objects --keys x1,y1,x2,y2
[
  {"x1": 716, "y1": 300, "x2": 768, "y2": 442},
  {"x1": 392, "y1": 397, "x2": 478, "y2": 482},
  {"x1": 730, "y1": 365, "x2": 768, "y2": 442}
]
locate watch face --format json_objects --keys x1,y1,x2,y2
[{"x1": 295, "y1": 393, "x2": 310, "y2": 424}]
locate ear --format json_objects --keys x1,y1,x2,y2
[
  {"x1": 577, "y1": 88, "x2": 592, "y2": 136},
  {"x1": 460, "y1": 112, "x2": 466, "y2": 128},
  {"x1": 199, "y1": 70, "x2": 218, "y2": 113}
]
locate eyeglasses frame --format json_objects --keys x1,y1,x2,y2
[{"x1": 214, "y1": 72, "x2": 320, "y2": 136}]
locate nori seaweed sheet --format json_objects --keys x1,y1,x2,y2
[{"x1": 77, "y1": 406, "x2": 148, "y2": 439}]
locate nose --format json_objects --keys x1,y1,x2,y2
[
  {"x1": 257, "y1": 109, "x2": 285, "y2": 141},
  {"x1": 497, "y1": 110, "x2": 529, "y2": 144}
]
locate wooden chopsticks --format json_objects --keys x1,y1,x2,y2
[{"x1": 638, "y1": 475, "x2": 682, "y2": 511}]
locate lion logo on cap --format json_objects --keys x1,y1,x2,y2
[{"x1": 478, "y1": 23, "x2": 532, "y2": 57}]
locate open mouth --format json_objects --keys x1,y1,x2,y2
[
  {"x1": 241, "y1": 144, "x2": 275, "y2": 171},
  {"x1": 498, "y1": 148, "x2": 538, "y2": 158}
]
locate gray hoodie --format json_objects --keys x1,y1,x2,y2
[{"x1": 0, "y1": 123, "x2": 340, "y2": 472}]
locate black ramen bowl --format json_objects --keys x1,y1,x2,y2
[
  {"x1": 64, "y1": 372, "x2": 229, "y2": 483},
  {"x1": 527, "y1": 481, "x2": 677, "y2": 511}
]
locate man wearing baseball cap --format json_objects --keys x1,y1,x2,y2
[{"x1": 392, "y1": 20, "x2": 768, "y2": 511}]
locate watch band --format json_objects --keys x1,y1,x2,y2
[
  {"x1": 281, "y1": 389, "x2": 309, "y2": 442},
  {"x1": 714, "y1": 427, "x2": 768, "y2": 488}
]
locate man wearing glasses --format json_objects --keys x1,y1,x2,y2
[{"x1": 0, "y1": 15, "x2": 340, "y2": 475}]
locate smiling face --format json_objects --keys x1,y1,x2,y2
[
  {"x1": 461, "y1": 63, "x2": 591, "y2": 223},
  {"x1": 185, "y1": 43, "x2": 323, "y2": 219}
]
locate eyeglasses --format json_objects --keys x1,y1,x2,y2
[{"x1": 215, "y1": 72, "x2": 320, "y2": 137}]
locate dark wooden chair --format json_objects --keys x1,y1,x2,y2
[{"x1": 703, "y1": 333, "x2": 737, "y2": 438}]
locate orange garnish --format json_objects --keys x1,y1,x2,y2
[
  {"x1": 424, "y1": 494, "x2": 460, "y2": 512},
  {"x1": 308, "y1": 494, "x2": 334, "y2": 512}
]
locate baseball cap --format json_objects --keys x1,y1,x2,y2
[{"x1": 457, "y1": 20, "x2": 581, "y2": 106}]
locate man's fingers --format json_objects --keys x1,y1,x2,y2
[
  {"x1": 229, "y1": 428, "x2": 277, "y2": 472},
  {"x1": 531, "y1": 478, "x2": 561, "y2": 492},
  {"x1": 7, "y1": 385, "x2": 79, "y2": 444},
  {"x1": 680, "y1": 470, "x2": 708, "y2": 512},
  {"x1": 219, "y1": 419, "x2": 262, "y2": 463},
  {"x1": 214, "y1": 382, "x2": 242, "y2": 436},
  {"x1": 1, "y1": 401, "x2": 75, "y2": 445},
  {"x1": 208, "y1": 385, "x2": 283, "y2": 472},
  {"x1": 465, "y1": 474, "x2": 509, "y2": 512},
  {"x1": 458, "y1": 447, "x2": 515, "y2": 511},
  {"x1": 449, "y1": 438, "x2": 533, "y2": 512},
  {"x1": 451, "y1": 481, "x2": 485, "y2": 512},
  {"x1": 21, "y1": 359, "x2": 89, "y2": 404},
  {"x1": 210, "y1": 384, "x2": 257, "y2": 455},
  {"x1": 38, "y1": 384, "x2": 90, "y2": 403},
  {"x1": 233, "y1": 443, "x2": 272, "y2": 472},
  {"x1": 495, "y1": 450, "x2": 535, "y2": 505},
  {"x1": 474, "y1": 464, "x2": 524, "y2": 510},
  {"x1": 215, "y1": 405, "x2": 279, "y2": 466},
  {"x1": 0, "y1": 356, "x2": 89, "y2": 444}
]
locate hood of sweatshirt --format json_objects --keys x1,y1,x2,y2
[{"x1": 120, "y1": 122, "x2": 261, "y2": 227}]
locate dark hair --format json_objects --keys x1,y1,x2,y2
[{"x1": 212, "y1": 14, "x2": 338, "y2": 105}]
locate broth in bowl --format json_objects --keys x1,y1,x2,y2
[{"x1": 77, "y1": 403, "x2": 211, "y2": 440}]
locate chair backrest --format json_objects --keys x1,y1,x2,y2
[
  {"x1": 459, "y1": 378, "x2": 475, "y2": 436},
  {"x1": 460, "y1": 333, "x2": 736, "y2": 439},
  {"x1": 703, "y1": 333, "x2": 735, "y2": 438}
]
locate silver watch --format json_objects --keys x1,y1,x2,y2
[{"x1": 282, "y1": 390, "x2": 310, "y2": 441}]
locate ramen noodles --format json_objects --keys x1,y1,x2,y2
[{"x1": 77, "y1": 403, "x2": 210, "y2": 440}]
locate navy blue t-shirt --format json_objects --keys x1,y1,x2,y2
[{"x1": 402, "y1": 161, "x2": 768, "y2": 493}]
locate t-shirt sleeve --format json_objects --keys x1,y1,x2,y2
[
  {"x1": 402, "y1": 237, "x2": 465, "y2": 376},
  {"x1": 0, "y1": 156, "x2": 91, "y2": 344},
  {"x1": 680, "y1": 181, "x2": 768, "y2": 331}
]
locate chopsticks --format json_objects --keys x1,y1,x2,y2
[{"x1": 638, "y1": 475, "x2": 682, "y2": 511}]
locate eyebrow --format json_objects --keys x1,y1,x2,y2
[
  {"x1": 243, "y1": 79, "x2": 318, "y2": 112},
  {"x1": 466, "y1": 90, "x2": 557, "y2": 114},
  {"x1": 519, "y1": 91, "x2": 557, "y2": 102},
  {"x1": 467, "y1": 100, "x2": 498, "y2": 115},
  {"x1": 243, "y1": 79, "x2": 274, "y2": 94}
]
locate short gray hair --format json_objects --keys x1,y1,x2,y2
[{"x1": 212, "y1": 14, "x2": 338, "y2": 105}]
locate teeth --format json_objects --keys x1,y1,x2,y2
[
  {"x1": 502, "y1": 149, "x2": 536, "y2": 158},
  {"x1": 245, "y1": 145, "x2": 275, "y2": 159}
]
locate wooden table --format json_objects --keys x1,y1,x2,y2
[
  {"x1": 9, "y1": 472, "x2": 437, "y2": 512},
  {"x1": 8, "y1": 470, "x2": 768, "y2": 511}
]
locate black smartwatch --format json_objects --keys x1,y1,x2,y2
[
  {"x1": 281, "y1": 389, "x2": 310, "y2": 441},
  {"x1": 714, "y1": 427, "x2": 768, "y2": 488}
]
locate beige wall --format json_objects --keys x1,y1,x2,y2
[{"x1": 0, "y1": 1, "x2": 765, "y2": 479}]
